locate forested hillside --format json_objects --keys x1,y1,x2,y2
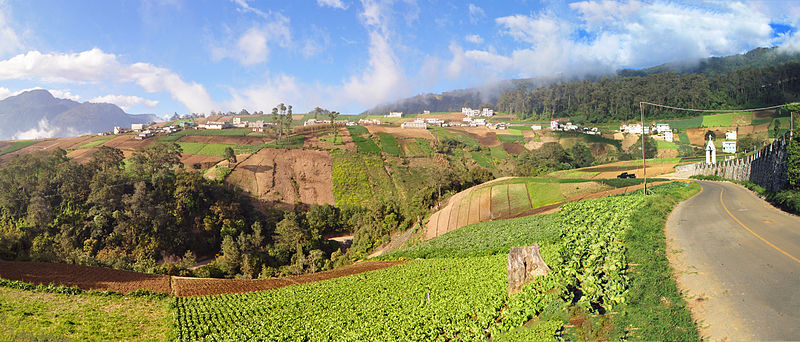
[{"x1": 498, "y1": 61, "x2": 800, "y2": 123}]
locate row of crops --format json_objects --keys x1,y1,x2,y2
[{"x1": 174, "y1": 187, "x2": 658, "y2": 340}]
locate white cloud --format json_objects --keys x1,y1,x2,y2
[
  {"x1": 465, "y1": 34, "x2": 483, "y2": 44},
  {"x1": 226, "y1": 0, "x2": 411, "y2": 112},
  {"x1": 468, "y1": 3, "x2": 485, "y2": 24},
  {"x1": 89, "y1": 94, "x2": 159, "y2": 111},
  {"x1": 230, "y1": 0, "x2": 268, "y2": 18},
  {"x1": 317, "y1": 0, "x2": 347, "y2": 10},
  {"x1": 460, "y1": 1, "x2": 777, "y2": 79},
  {"x1": 0, "y1": 0, "x2": 23, "y2": 57},
  {"x1": 211, "y1": 14, "x2": 291, "y2": 66},
  {"x1": 11, "y1": 118, "x2": 84, "y2": 140},
  {"x1": 0, "y1": 48, "x2": 216, "y2": 113}
]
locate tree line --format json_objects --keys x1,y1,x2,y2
[{"x1": 497, "y1": 62, "x2": 800, "y2": 123}]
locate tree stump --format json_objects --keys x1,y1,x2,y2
[{"x1": 507, "y1": 243, "x2": 551, "y2": 295}]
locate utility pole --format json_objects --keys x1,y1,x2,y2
[{"x1": 640, "y1": 102, "x2": 647, "y2": 195}]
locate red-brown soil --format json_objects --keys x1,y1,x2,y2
[
  {"x1": 447, "y1": 127, "x2": 500, "y2": 146},
  {"x1": 0, "y1": 260, "x2": 405, "y2": 297},
  {"x1": 172, "y1": 261, "x2": 405, "y2": 297},
  {"x1": 178, "y1": 135, "x2": 268, "y2": 145},
  {"x1": 181, "y1": 153, "x2": 224, "y2": 169},
  {"x1": 502, "y1": 142, "x2": 525, "y2": 154},
  {"x1": 101, "y1": 135, "x2": 157, "y2": 150},
  {"x1": 366, "y1": 125, "x2": 435, "y2": 140},
  {"x1": 225, "y1": 148, "x2": 334, "y2": 206},
  {"x1": 66, "y1": 147, "x2": 98, "y2": 163},
  {"x1": 0, "y1": 261, "x2": 171, "y2": 294},
  {"x1": 303, "y1": 128, "x2": 357, "y2": 151}
]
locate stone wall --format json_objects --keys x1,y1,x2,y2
[{"x1": 674, "y1": 134, "x2": 790, "y2": 192}]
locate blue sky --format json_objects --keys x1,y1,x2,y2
[{"x1": 0, "y1": 0, "x2": 799, "y2": 117}]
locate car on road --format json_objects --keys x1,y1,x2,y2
[{"x1": 617, "y1": 172, "x2": 636, "y2": 179}]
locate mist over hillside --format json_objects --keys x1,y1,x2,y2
[
  {"x1": 364, "y1": 47, "x2": 800, "y2": 116},
  {"x1": 0, "y1": 89, "x2": 156, "y2": 140}
]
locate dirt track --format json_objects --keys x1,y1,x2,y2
[{"x1": 0, "y1": 260, "x2": 405, "y2": 297}]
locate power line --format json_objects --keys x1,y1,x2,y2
[{"x1": 640, "y1": 102, "x2": 792, "y2": 113}]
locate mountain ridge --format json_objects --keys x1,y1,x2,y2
[{"x1": 0, "y1": 89, "x2": 156, "y2": 140}]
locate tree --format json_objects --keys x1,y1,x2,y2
[
  {"x1": 223, "y1": 147, "x2": 237, "y2": 163},
  {"x1": 628, "y1": 135, "x2": 657, "y2": 159},
  {"x1": 569, "y1": 143, "x2": 595, "y2": 168},
  {"x1": 91, "y1": 146, "x2": 125, "y2": 170},
  {"x1": 128, "y1": 143, "x2": 183, "y2": 180},
  {"x1": 773, "y1": 119, "x2": 782, "y2": 137},
  {"x1": 239, "y1": 109, "x2": 250, "y2": 116},
  {"x1": 705, "y1": 130, "x2": 716, "y2": 141},
  {"x1": 328, "y1": 111, "x2": 341, "y2": 142},
  {"x1": 737, "y1": 134, "x2": 766, "y2": 153}
]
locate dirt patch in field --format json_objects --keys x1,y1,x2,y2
[
  {"x1": 657, "y1": 149, "x2": 679, "y2": 159},
  {"x1": 525, "y1": 140, "x2": 544, "y2": 150},
  {"x1": 172, "y1": 261, "x2": 405, "y2": 296},
  {"x1": 447, "y1": 127, "x2": 500, "y2": 146},
  {"x1": 102, "y1": 135, "x2": 157, "y2": 150},
  {"x1": 225, "y1": 148, "x2": 334, "y2": 207},
  {"x1": 502, "y1": 142, "x2": 525, "y2": 154},
  {"x1": 181, "y1": 154, "x2": 224, "y2": 169},
  {"x1": 752, "y1": 109, "x2": 775, "y2": 119},
  {"x1": 366, "y1": 125, "x2": 435, "y2": 140},
  {"x1": 0, "y1": 261, "x2": 171, "y2": 294},
  {"x1": 178, "y1": 135, "x2": 268, "y2": 145},
  {"x1": 303, "y1": 128, "x2": 356, "y2": 151},
  {"x1": 66, "y1": 148, "x2": 98, "y2": 163},
  {"x1": 589, "y1": 143, "x2": 610, "y2": 156},
  {"x1": 621, "y1": 134, "x2": 640, "y2": 150}
]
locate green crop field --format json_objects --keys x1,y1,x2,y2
[
  {"x1": 0, "y1": 282, "x2": 170, "y2": 341},
  {"x1": 401, "y1": 140, "x2": 424, "y2": 156},
  {"x1": 0, "y1": 140, "x2": 41, "y2": 156},
  {"x1": 678, "y1": 132, "x2": 691, "y2": 144},
  {"x1": 377, "y1": 133, "x2": 402, "y2": 156},
  {"x1": 415, "y1": 138, "x2": 434, "y2": 155},
  {"x1": 655, "y1": 140, "x2": 677, "y2": 149},
  {"x1": 346, "y1": 126, "x2": 381, "y2": 154},
  {"x1": 76, "y1": 135, "x2": 116, "y2": 149},
  {"x1": 176, "y1": 255, "x2": 510, "y2": 341},
  {"x1": 701, "y1": 113, "x2": 734, "y2": 127},
  {"x1": 497, "y1": 134, "x2": 524, "y2": 143},
  {"x1": 664, "y1": 116, "x2": 702, "y2": 129},
  {"x1": 507, "y1": 183, "x2": 531, "y2": 214},
  {"x1": 429, "y1": 127, "x2": 481, "y2": 148},
  {"x1": 526, "y1": 181, "x2": 563, "y2": 207},
  {"x1": 470, "y1": 151, "x2": 494, "y2": 168},
  {"x1": 331, "y1": 150, "x2": 394, "y2": 206},
  {"x1": 490, "y1": 145, "x2": 508, "y2": 160}
]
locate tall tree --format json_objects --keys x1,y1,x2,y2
[{"x1": 328, "y1": 111, "x2": 340, "y2": 142}]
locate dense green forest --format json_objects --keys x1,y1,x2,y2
[
  {"x1": 0, "y1": 144, "x2": 493, "y2": 278},
  {"x1": 497, "y1": 62, "x2": 800, "y2": 123}
]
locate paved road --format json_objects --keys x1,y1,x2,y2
[{"x1": 666, "y1": 181, "x2": 800, "y2": 341}]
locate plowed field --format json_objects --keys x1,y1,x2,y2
[
  {"x1": 178, "y1": 135, "x2": 267, "y2": 145},
  {"x1": 101, "y1": 135, "x2": 157, "y2": 150},
  {"x1": 0, "y1": 261, "x2": 171, "y2": 294},
  {"x1": 0, "y1": 260, "x2": 404, "y2": 297},
  {"x1": 226, "y1": 148, "x2": 334, "y2": 206},
  {"x1": 172, "y1": 261, "x2": 405, "y2": 296}
]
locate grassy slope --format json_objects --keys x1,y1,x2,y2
[
  {"x1": 0, "y1": 286, "x2": 171, "y2": 341},
  {"x1": 0, "y1": 140, "x2": 41, "y2": 156}
]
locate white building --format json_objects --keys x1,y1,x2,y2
[
  {"x1": 423, "y1": 118, "x2": 444, "y2": 126},
  {"x1": 134, "y1": 130, "x2": 153, "y2": 140},
  {"x1": 113, "y1": 126, "x2": 126, "y2": 135},
  {"x1": 725, "y1": 130, "x2": 737, "y2": 140},
  {"x1": 386, "y1": 112, "x2": 404, "y2": 118},
  {"x1": 422, "y1": 110, "x2": 430, "y2": 114},
  {"x1": 722, "y1": 141, "x2": 736, "y2": 153},
  {"x1": 564, "y1": 122, "x2": 579, "y2": 131},
  {"x1": 664, "y1": 131, "x2": 674, "y2": 142},
  {"x1": 655, "y1": 123, "x2": 671, "y2": 133},
  {"x1": 358, "y1": 118, "x2": 381, "y2": 125},
  {"x1": 205, "y1": 121, "x2": 230, "y2": 130},
  {"x1": 481, "y1": 108, "x2": 494, "y2": 116},
  {"x1": 620, "y1": 123, "x2": 649, "y2": 135},
  {"x1": 131, "y1": 123, "x2": 145, "y2": 131},
  {"x1": 232, "y1": 117, "x2": 247, "y2": 127},
  {"x1": 550, "y1": 121, "x2": 562, "y2": 131},
  {"x1": 531, "y1": 125, "x2": 542, "y2": 130},
  {"x1": 401, "y1": 120, "x2": 427, "y2": 129}
]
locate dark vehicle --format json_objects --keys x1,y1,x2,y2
[{"x1": 617, "y1": 172, "x2": 636, "y2": 179}]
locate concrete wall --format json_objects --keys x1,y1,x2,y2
[{"x1": 674, "y1": 134, "x2": 790, "y2": 192}]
